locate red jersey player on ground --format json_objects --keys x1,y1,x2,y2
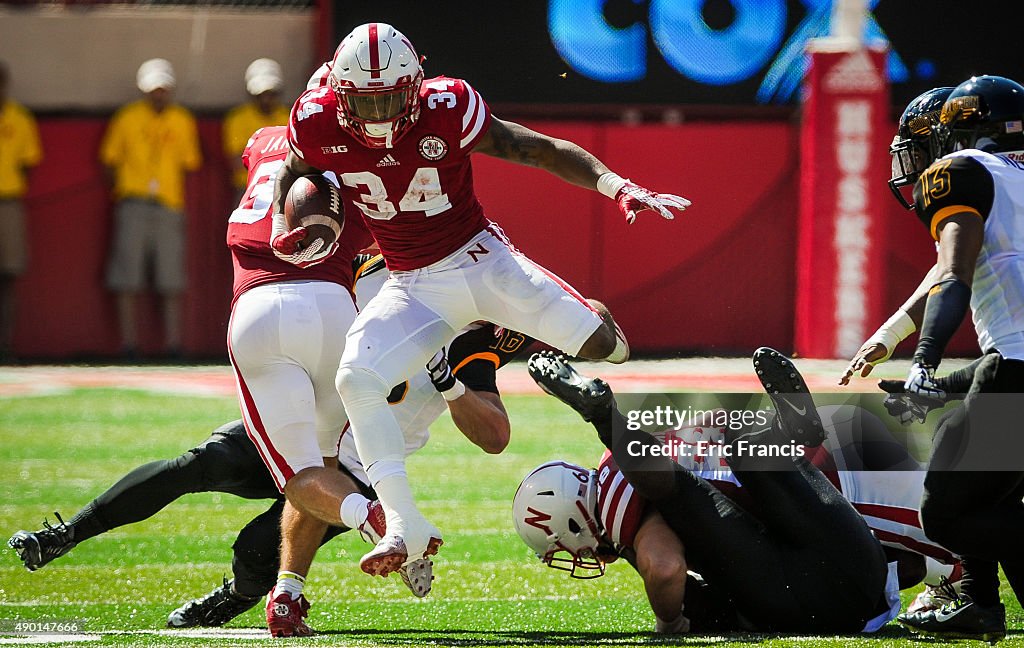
[
  {"x1": 271, "y1": 23, "x2": 690, "y2": 580},
  {"x1": 227, "y1": 126, "x2": 377, "y2": 636}
]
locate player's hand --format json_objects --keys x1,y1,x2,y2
[
  {"x1": 426, "y1": 348, "x2": 456, "y2": 393},
  {"x1": 838, "y1": 342, "x2": 891, "y2": 385},
  {"x1": 271, "y1": 225, "x2": 309, "y2": 255},
  {"x1": 904, "y1": 362, "x2": 946, "y2": 403},
  {"x1": 878, "y1": 379, "x2": 933, "y2": 425},
  {"x1": 616, "y1": 182, "x2": 691, "y2": 224}
]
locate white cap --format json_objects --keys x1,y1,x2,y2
[
  {"x1": 245, "y1": 58, "x2": 283, "y2": 96},
  {"x1": 137, "y1": 58, "x2": 176, "y2": 93}
]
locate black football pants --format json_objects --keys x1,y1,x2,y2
[{"x1": 919, "y1": 353, "x2": 1024, "y2": 607}]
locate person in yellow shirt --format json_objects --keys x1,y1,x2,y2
[
  {"x1": 100, "y1": 58, "x2": 201, "y2": 360},
  {"x1": 0, "y1": 61, "x2": 43, "y2": 362},
  {"x1": 223, "y1": 59, "x2": 289, "y2": 200}
]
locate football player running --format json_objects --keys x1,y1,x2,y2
[
  {"x1": 516, "y1": 350, "x2": 903, "y2": 634},
  {"x1": 841, "y1": 77, "x2": 1024, "y2": 643},
  {"x1": 272, "y1": 23, "x2": 690, "y2": 578}
]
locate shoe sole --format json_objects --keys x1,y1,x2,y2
[
  {"x1": 753, "y1": 347, "x2": 825, "y2": 447},
  {"x1": 8, "y1": 533, "x2": 42, "y2": 571},
  {"x1": 898, "y1": 621, "x2": 1005, "y2": 645},
  {"x1": 361, "y1": 537, "x2": 442, "y2": 578},
  {"x1": 400, "y1": 558, "x2": 434, "y2": 597},
  {"x1": 528, "y1": 351, "x2": 611, "y2": 422}
]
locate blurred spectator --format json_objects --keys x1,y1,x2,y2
[
  {"x1": 100, "y1": 58, "x2": 201, "y2": 360},
  {"x1": 223, "y1": 58, "x2": 288, "y2": 200},
  {"x1": 0, "y1": 61, "x2": 42, "y2": 363}
]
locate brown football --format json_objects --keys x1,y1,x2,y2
[{"x1": 283, "y1": 175, "x2": 345, "y2": 251}]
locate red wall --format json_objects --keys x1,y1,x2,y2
[{"x1": 15, "y1": 117, "x2": 978, "y2": 360}]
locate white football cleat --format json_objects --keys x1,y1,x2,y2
[{"x1": 357, "y1": 500, "x2": 435, "y2": 597}]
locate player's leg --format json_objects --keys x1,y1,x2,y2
[
  {"x1": 458, "y1": 228, "x2": 622, "y2": 362},
  {"x1": 336, "y1": 276, "x2": 456, "y2": 575},
  {"x1": 900, "y1": 355, "x2": 1024, "y2": 641},
  {"x1": 7, "y1": 420, "x2": 273, "y2": 571}
]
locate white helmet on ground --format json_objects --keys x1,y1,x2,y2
[
  {"x1": 328, "y1": 22, "x2": 423, "y2": 148},
  {"x1": 512, "y1": 460, "x2": 606, "y2": 579}
]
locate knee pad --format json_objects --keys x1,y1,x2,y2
[{"x1": 336, "y1": 366, "x2": 389, "y2": 404}]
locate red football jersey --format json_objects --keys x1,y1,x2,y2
[
  {"x1": 288, "y1": 76, "x2": 491, "y2": 271},
  {"x1": 227, "y1": 126, "x2": 373, "y2": 307},
  {"x1": 596, "y1": 450, "x2": 646, "y2": 552}
]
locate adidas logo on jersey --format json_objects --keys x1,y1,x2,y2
[{"x1": 376, "y1": 154, "x2": 401, "y2": 167}]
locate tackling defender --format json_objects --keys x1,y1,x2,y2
[
  {"x1": 272, "y1": 22, "x2": 690, "y2": 576},
  {"x1": 516, "y1": 350, "x2": 901, "y2": 633}
]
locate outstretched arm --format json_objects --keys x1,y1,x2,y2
[
  {"x1": 474, "y1": 117, "x2": 690, "y2": 223},
  {"x1": 839, "y1": 263, "x2": 940, "y2": 385}
]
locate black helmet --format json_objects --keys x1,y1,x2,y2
[
  {"x1": 939, "y1": 75, "x2": 1024, "y2": 155},
  {"x1": 889, "y1": 87, "x2": 954, "y2": 210}
]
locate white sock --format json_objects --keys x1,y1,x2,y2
[
  {"x1": 272, "y1": 571, "x2": 305, "y2": 600},
  {"x1": 339, "y1": 493, "x2": 370, "y2": 531}
]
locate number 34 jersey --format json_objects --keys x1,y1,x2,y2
[
  {"x1": 288, "y1": 76, "x2": 492, "y2": 272},
  {"x1": 913, "y1": 149, "x2": 1024, "y2": 360}
]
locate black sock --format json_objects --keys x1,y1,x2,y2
[{"x1": 960, "y1": 557, "x2": 1001, "y2": 607}]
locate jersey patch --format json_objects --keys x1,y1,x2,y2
[{"x1": 913, "y1": 155, "x2": 995, "y2": 240}]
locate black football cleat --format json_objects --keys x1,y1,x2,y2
[
  {"x1": 752, "y1": 347, "x2": 825, "y2": 447},
  {"x1": 8, "y1": 512, "x2": 77, "y2": 571},
  {"x1": 898, "y1": 595, "x2": 1006, "y2": 644},
  {"x1": 528, "y1": 351, "x2": 612, "y2": 422},
  {"x1": 167, "y1": 578, "x2": 261, "y2": 628}
]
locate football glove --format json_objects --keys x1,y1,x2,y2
[
  {"x1": 426, "y1": 348, "x2": 456, "y2": 393},
  {"x1": 616, "y1": 182, "x2": 691, "y2": 224},
  {"x1": 269, "y1": 213, "x2": 333, "y2": 266},
  {"x1": 596, "y1": 172, "x2": 690, "y2": 224},
  {"x1": 904, "y1": 362, "x2": 946, "y2": 402},
  {"x1": 879, "y1": 379, "x2": 936, "y2": 425},
  {"x1": 271, "y1": 226, "x2": 309, "y2": 255}
]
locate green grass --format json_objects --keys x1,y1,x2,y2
[{"x1": 1, "y1": 388, "x2": 1022, "y2": 646}]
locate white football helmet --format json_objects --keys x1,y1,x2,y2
[
  {"x1": 512, "y1": 461, "x2": 606, "y2": 579},
  {"x1": 328, "y1": 22, "x2": 424, "y2": 148}
]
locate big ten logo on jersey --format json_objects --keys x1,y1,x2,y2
[
  {"x1": 297, "y1": 88, "x2": 329, "y2": 121},
  {"x1": 489, "y1": 328, "x2": 528, "y2": 355}
]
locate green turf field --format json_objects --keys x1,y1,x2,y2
[{"x1": 1, "y1": 387, "x2": 1022, "y2": 646}]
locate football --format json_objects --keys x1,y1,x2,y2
[{"x1": 283, "y1": 174, "x2": 345, "y2": 251}]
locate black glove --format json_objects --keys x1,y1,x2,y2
[{"x1": 426, "y1": 348, "x2": 456, "y2": 393}]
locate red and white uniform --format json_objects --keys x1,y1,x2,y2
[
  {"x1": 596, "y1": 450, "x2": 646, "y2": 552},
  {"x1": 599, "y1": 416, "x2": 957, "y2": 566},
  {"x1": 226, "y1": 126, "x2": 373, "y2": 490},
  {"x1": 288, "y1": 76, "x2": 603, "y2": 390},
  {"x1": 290, "y1": 77, "x2": 489, "y2": 271}
]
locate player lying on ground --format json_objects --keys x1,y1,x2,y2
[
  {"x1": 515, "y1": 349, "x2": 904, "y2": 634},
  {"x1": 274, "y1": 22, "x2": 689, "y2": 578},
  {"x1": 841, "y1": 77, "x2": 1024, "y2": 643},
  {"x1": 8, "y1": 320, "x2": 532, "y2": 633}
]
